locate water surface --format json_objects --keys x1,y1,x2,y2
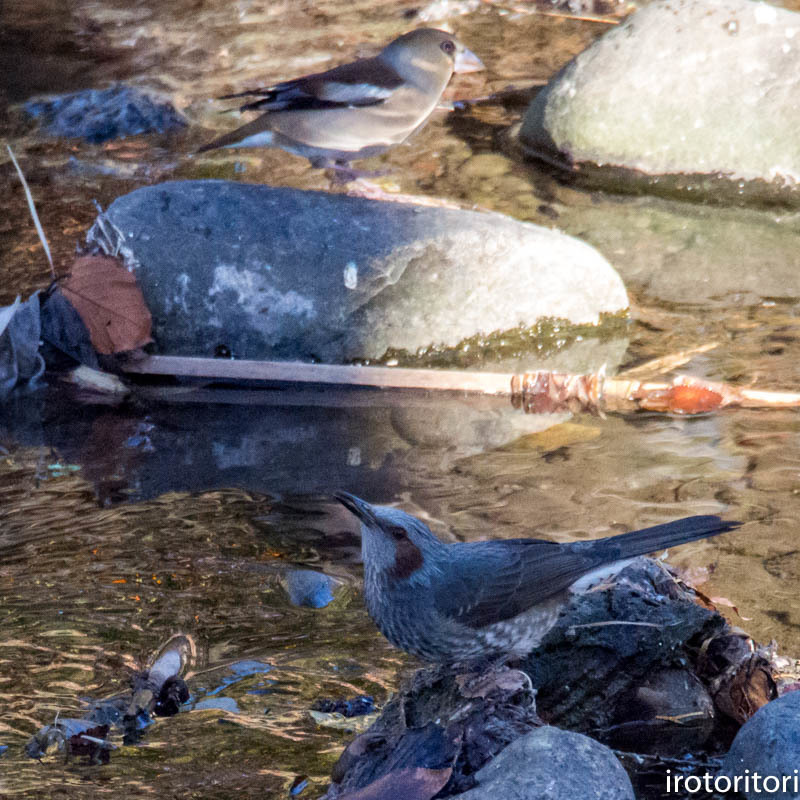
[{"x1": 2, "y1": 1, "x2": 800, "y2": 797}]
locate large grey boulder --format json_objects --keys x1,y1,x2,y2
[
  {"x1": 94, "y1": 180, "x2": 627, "y2": 366},
  {"x1": 519, "y1": 0, "x2": 800, "y2": 203},
  {"x1": 454, "y1": 726, "x2": 634, "y2": 800},
  {"x1": 721, "y1": 690, "x2": 800, "y2": 799}
]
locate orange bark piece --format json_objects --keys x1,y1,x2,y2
[
  {"x1": 668, "y1": 384, "x2": 724, "y2": 414},
  {"x1": 639, "y1": 384, "x2": 724, "y2": 414},
  {"x1": 60, "y1": 255, "x2": 153, "y2": 354}
]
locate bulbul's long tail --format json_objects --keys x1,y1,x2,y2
[{"x1": 597, "y1": 515, "x2": 741, "y2": 561}]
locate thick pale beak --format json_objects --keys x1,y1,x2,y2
[
  {"x1": 454, "y1": 47, "x2": 484, "y2": 74},
  {"x1": 335, "y1": 492, "x2": 379, "y2": 527}
]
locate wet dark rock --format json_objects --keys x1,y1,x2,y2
[
  {"x1": 522, "y1": 558, "x2": 725, "y2": 747},
  {"x1": 0, "y1": 294, "x2": 45, "y2": 401},
  {"x1": 311, "y1": 695, "x2": 375, "y2": 718},
  {"x1": 601, "y1": 668, "x2": 715, "y2": 754},
  {"x1": 721, "y1": 689, "x2": 800, "y2": 799},
  {"x1": 326, "y1": 665, "x2": 539, "y2": 797},
  {"x1": 153, "y1": 675, "x2": 190, "y2": 717},
  {"x1": 326, "y1": 560, "x2": 737, "y2": 797},
  {"x1": 453, "y1": 726, "x2": 635, "y2": 800},
  {"x1": 518, "y1": 0, "x2": 800, "y2": 205},
  {"x1": 93, "y1": 180, "x2": 628, "y2": 369},
  {"x1": 39, "y1": 287, "x2": 99, "y2": 369},
  {"x1": 25, "y1": 85, "x2": 186, "y2": 144}
]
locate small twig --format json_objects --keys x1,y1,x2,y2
[
  {"x1": 618, "y1": 343, "x2": 720, "y2": 379},
  {"x1": 6, "y1": 144, "x2": 54, "y2": 278},
  {"x1": 490, "y1": 4, "x2": 621, "y2": 23},
  {"x1": 77, "y1": 734, "x2": 117, "y2": 749},
  {"x1": 568, "y1": 620, "x2": 670, "y2": 631},
  {"x1": 613, "y1": 749, "x2": 723, "y2": 770}
]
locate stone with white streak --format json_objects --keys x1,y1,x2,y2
[{"x1": 94, "y1": 180, "x2": 627, "y2": 367}]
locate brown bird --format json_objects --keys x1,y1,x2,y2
[{"x1": 198, "y1": 28, "x2": 483, "y2": 174}]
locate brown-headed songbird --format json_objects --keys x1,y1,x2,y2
[
  {"x1": 335, "y1": 492, "x2": 740, "y2": 664},
  {"x1": 198, "y1": 28, "x2": 483, "y2": 171}
]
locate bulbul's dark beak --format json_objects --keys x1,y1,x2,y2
[
  {"x1": 454, "y1": 47, "x2": 484, "y2": 74},
  {"x1": 335, "y1": 492, "x2": 379, "y2": 527}
]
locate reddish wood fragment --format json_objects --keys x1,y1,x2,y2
[{"x1": 638, "y1": 384, "x2": 724, "y2": 414}]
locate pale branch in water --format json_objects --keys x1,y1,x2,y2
[{"x1": 121, "y1": 355, "x2": 800, "y2": 415}]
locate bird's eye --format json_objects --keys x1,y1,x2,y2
[
  {"x1": 387, "y1": 526, "x2": 407, "y2": 541},
  {"x1": 440, "y1": 40, "x2": 456, "y2": 55}
]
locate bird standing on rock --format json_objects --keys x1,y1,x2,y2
[
  {"x1": 198, "y1": 28, "x2": 484, "y2": 177},
  {"x1": 335, "y1": 492, "x2": 740, "y2": 664}
]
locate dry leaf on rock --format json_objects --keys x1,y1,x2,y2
[
  {"x1": 337, "y1": 767, "x2": 451, "y2": 800},
  {"x1": 60, "y1": 255, "x2": 152, "y2": 354}
]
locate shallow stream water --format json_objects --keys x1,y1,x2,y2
[{"x1": 3, "y1": 1, "x2": 800, "y2": 797}]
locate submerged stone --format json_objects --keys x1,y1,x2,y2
[
  {"x1": 721, "y1": 689, "x2": 800, "y2": 799},
  {"x1": 455, "y1": 726, "x2": 635, "y2": 800}
]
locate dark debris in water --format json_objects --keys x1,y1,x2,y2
[
  {"x1": 311, "y1": 695, "x2": 376, "y2": 718},
  {"x1": 25, "y1": 633, "x2": 193, "y2": 763},
  {"x1": 24, "y1": 85, "x2": 186, "y2": 144}
]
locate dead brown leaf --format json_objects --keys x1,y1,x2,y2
[
  {"x1": 337, "y1": 767, "x2": 451, "y2": 800},
  {"x1": 709, "y1": 596, "x2": 752, "y2": 621},
  {"x1": 714, "y1": 654, "x2": 777, "y2": 724},
  {"x1": 60, "y1": 255, "x2": 152, "y2": 354}
]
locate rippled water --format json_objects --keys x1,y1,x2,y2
[{"x1": 3, "y1": 1, "x2": 800, "y2": 797}]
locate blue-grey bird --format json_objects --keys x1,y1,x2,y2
[{"x1": 335, "y1": 492, "x2": 740, "y2": 663}]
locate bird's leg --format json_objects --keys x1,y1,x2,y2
[
  {"x1": 454, "y1": 657, "x2": 538, "y2": 708},
  {"x1": 325, "y1": 160, "x2": 390, "y2": 186}
]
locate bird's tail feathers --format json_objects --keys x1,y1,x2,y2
[{"x1": 604, "y1": 515, "x2": 741, "y2": 560}]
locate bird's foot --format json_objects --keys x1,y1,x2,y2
[
  {"x1": 328, "y1": 165, "x2": 390, "y2": 185},
  {"x1": 455, "y1": 661, "x2": 536, "y2": 704},
  {"x1": 308, "y1": 157, "x2": 389, "y2": 186}
]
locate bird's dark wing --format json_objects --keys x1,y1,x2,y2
[
  {"x1": 219, "y1": 58, "x2": 405, "y2": 113},
  {"x1": 433, "y1": 539, "x2": 601, "y2": 630},
  {"x1": 433, "y1": 515, "x2": 739, "y2": 630}
]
